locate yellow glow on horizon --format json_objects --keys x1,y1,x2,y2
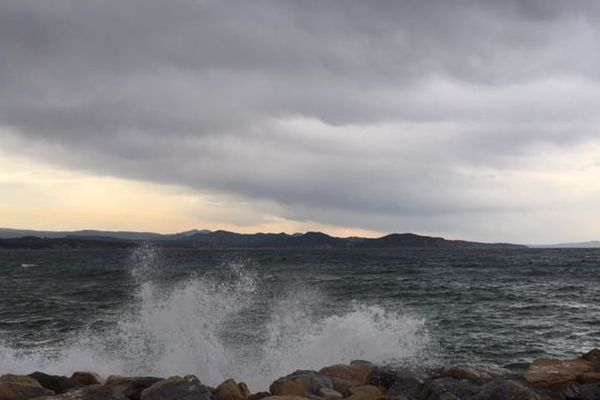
[{"x1": 0, "y1": 152, "x2": 382, "y2": 237}]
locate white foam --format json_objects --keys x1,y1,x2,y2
[{"x1": 0, "y1": 245, "x2": 430, "y2": 390}]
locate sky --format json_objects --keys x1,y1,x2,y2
[{"x1": 1, "y1": 0, "x2": 600, "y2": 243}]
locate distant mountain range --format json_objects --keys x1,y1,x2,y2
[
  {"x1": 0, "y1": 228, "x2": 526, "y2": 249},
  {"x1": 0, "y1": 228, "x2": 210, "y2": 241}
]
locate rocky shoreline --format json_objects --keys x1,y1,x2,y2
[{"x1": 1, "y1": 349, "x2": 599, "y2": 400}]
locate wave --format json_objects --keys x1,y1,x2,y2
[{"x1": 0, "y1": 244, "x2": 430, "y2": 390}]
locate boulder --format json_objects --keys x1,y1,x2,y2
[
  {"x1": 417, "y1": 377, "x2": 480, "y2": 400},
  {"x1": 28, "y1": 372, "x2": 81, "y2": 394},
  {"x1": 441, "y1": 363, "x2": 513, "y2": 384},
  {"x1": 215, "y1": 379, "x2": 249, "y2": 400},
  {"x1": 524, "y1": 358, "x2": 595, "y2": 390},
  {"x1": 317, "y1": 388, "x2": 342, "y2": 400},
  {"x1": 561, "y1": 383, "x2": 600, "y2": 400},
  {"x1": 368, "y1": 366, "x2": 401, "y2": 390},
  {"x1": 0, "y1": 374, "x2": 54, "y2": 400},
  {"x1": 247, "y1": 393, "x2": 271, "y2": 400},
  {"x1": 104, "y1": 376, "x2": 164, "y2": 400},
  {"x1": 580, "y1": 349, "x2": 600, "y2": 370},
  {"x1": 576, "y1": 372, "x2": 600, "y2": 384},
  {"x1": 347, "y1": 385, "x2": 385, "y2": 400},
  {"x1": 69, "y1": 373, "x2": 103, "y2": 387},
  {"x1": 472, "y1": 379, "x2": 541, "y2": 400},
  {"x1": 28, "y1": 384, "x2": 129, "y2": 400},
  {"x1": 319, "y1": 362, "x2": 371, "y2": 392},
  {"x1": 260, "y1": 397, "x2": 308, "y2": 400},
  {"x1": 269, "y1": 371, "x2": 332, "y2": 397},
  {"x1": 386, "y1": 369, "x2": 426, "y2": 398},
  {"x1": 140, "y1": 376, "x2": 213, "y2": 400}
]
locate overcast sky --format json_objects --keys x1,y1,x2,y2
[{"x1": 1, "y1": 0, "x2": 600, "y2": 243}]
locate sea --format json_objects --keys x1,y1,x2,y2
[{"x1": 0, "y1": 245, "x2": 599, "y2": 390}]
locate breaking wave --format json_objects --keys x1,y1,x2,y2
[{"x1": 0, "y1": 244, "x2": 430, "y2": 390}]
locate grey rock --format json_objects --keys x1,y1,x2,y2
[
  {"x1": 561, "y1": 383, "x2": 600, "y2": 400},
  {"x1": 441, "y1": 364, "x2": 513, "y2": 385},
  {"x1": 318, "y1": 388, "x2": 342, "y2": 399},
  {"x1": 472, "y1": 380, "x2": 541, "y2": 400},
  {"x1": 387, "y1": 369, "x2": 426, "y2": 398},
  {"x1": 69, "y1": 373, "x2": 103, "y2": 387},
  {"x1": 418, "y1": 377, "x2": 480, "y2": 400},
  {"x1": 140, "y1": 376, "x2": 213, "y2": 400},
  {"x1": 28, "y1": 372, "x2": 81, "y2": 394},
  {"x1": 269, "y1": 370, "x2": 333, "y2": 396},
  {"x1": 368, "y1": 366, "x2": 401, "y2": 390},
  {"x1": 104, "y1": 376, "x2": 164, "y2": 400}
]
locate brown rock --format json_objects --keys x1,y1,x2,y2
[
  {"x1": 215, "y1": 379, "x2": 249, "y2": 400},
  {"x1": 347, "y1": 385, "x2": 385, "y2": 400},
  {"x1": 0, "y1": 376, "x2": 41, "y2": 386},
  {"x1": 0, "y1": 374, "x2": 54, "y2": 400},
  {"x1": 270, "y1": 380, "x2": 308, "y2": 397},
  {"x1": 576, "y1": 372, "x2": 600, "y2": 384},
  {"x1": 524, "y1": 358, "x2": 595, "y2": 389},
  {"x1": 319, "y1": 363, "x2": 370, "y2": 388},
  {"x1": 247, "y1": 392, "x2": 270, "y2": 400},
  {"x1": 581, "y1": 348, "x2": 600, "y2": 370},
  {"x1": 70, "y1": 373, "x2": 103, "y2": 386}
]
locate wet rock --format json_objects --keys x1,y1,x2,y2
[
  {"x1": 247, "y1": 392, "x2": 271, "y2": 400},
  {"x1": 580, "y1": 349, "x2": 600, "y2": 370},
  {"x1": 561, "y1": 383, "x2": 600, "y2": 400},
  {"x1": 260, "y1": 396, "x2": 308, "y2": 400},
  {"x1": 31, "y1": 384, "x2": 129, "y2": 400},
  {"x1": 368, "y1": 367, "x2": 401, "y2": 391},
  {"x1": 104, "y1": 376, "x2": 164, "y2": 400},
  {"x1": 386, "y1": 369, "x2": 426, "y2": 398},
  {"x1": 417, "y1": 377, "x2": 480, "y2": 400},
  {"x1": 0, "y1": 374, "x2": 54, "y2": 400},
  {"x1": 317, "y1": 388, "x2": 342, "y2": 400},
  {"x1": 319, "y1": 362, "x2": 371, "y2": 391},
  {"x1": 472, "y1": 379, "x2": 541, "y2": 400},
  {"x1": 441, "y1": 363, "x2": 513, "y2": 384},
  {"x1": 140, "y1": 376, "x2": 213, "y2": 400},
  {"x1": 0, "y1": 375, "x2": 42, "y2": 386},
  {"x1": 347, "y1": 385, "x2": 385, "y2": 400},
  {"x1": 524, "y1": 358, "x2": 595, "y2": 390},
  {"x1": 576, "y1": 372, "x2": 600, "y2": 385},
  {"x1": 270, "y1": 371, "x2": 333, "y2": 397},
  {"x1": 69, "y1": 373, "x2": 103, "y2": 387},
  {"x1": 215, "y1": 379, "x2": 249, "y2": 400},
  {"x1": 28, "y1": 372, "x2": 81, "y2": 394}
]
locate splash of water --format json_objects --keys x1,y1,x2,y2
[{"x1": 0, "y1": 245, "x2": 430, "y2": 390}]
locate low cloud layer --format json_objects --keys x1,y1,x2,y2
[{"x1": 2, "y1": 0, "x2": 600, "y2": 242}]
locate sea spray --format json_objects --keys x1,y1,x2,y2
[{"x1": 0, "y1": 244, "x2": 430, "y2": 390}]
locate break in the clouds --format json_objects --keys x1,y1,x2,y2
[{"x1": 2, "y1": 0, "x2": 600, "y2": 242}]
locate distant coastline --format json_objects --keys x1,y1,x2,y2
[{"x1": 0, "y1": 228, "x2": 525, "y2": 250}]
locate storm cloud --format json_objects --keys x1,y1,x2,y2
[{"x1": 2, "y1": 0, "x2": 600, "y2": 241}]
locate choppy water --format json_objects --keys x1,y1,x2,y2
[{"x1": 0, "y1": 245, "x2": 599, "y2": 390}]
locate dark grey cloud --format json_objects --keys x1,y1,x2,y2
[{"x1": 2, "y1": 0, "x2": 600, "y2": 240}]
